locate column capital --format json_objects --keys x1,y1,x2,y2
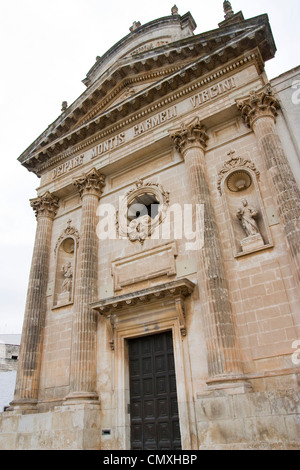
[
  {"x1": 170, "y1": 116, "x2": 209, "y2": 155},
  {"x1": 30, "y1": 191, "x2": 59, "y2": 219},
  {"x1": 237, "y1": 85, "x2": 280, "y2": 129},
  {"x1": 74, "y1": 167, "x2": 106, "y2": 199}
]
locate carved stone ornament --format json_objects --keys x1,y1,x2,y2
[
  {"x1": 30, "y1": 191, "x2": 59, "y2": 219},
  {"x1": 217, "y1": 150, "x2": 260, "y2": 195},
  {"x1": 170, "y1": 116, "x2": 209, "y2": 154},
  {"x1": 54, "y1": 219, "x2": 80, "y2": 255},
  {"x1": 117, "y1": 178, "x2": 170, "y2": 244},
  {"x1": 91, "y1": 279, "x2": 195, "y2": 348},
  {"x1": 237, "y1": 85, "x2": 280, "y2": 129},
  {"x1": 74, "y1": 167, "x2": 105, "y2": 198},
  {"x1": 223, "y1": 1, "x2": 234, "y2": 19}
]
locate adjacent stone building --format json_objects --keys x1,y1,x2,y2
[
  {"x1": 0, "y1": 335, "x2": 20, "y2": 412},
  {"x1": 0, "y1": 2, "x2": 299, "y2": 450}
]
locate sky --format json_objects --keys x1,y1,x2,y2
[{"x1": 0, "y1": 0, "x2": 299, "y2": 334}]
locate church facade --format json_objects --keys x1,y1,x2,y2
[{"x1": 1, "y1": 3, "x2": 300, "y2": 450}]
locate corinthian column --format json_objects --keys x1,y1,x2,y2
[
  {"x1": 67, "y1": 168, "x2": 105, "y2": 402},
  {"x1": 171, "y1": 117, "x2": 243, "y2": 381},
  {"x1": 237, "y1": 86, "x2": 300, "y2": 284},
  {"x1": 12, "y1": 191, "x2": 59, "y2": 410}
]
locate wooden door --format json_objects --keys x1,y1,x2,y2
[{"x1": 129, "y1": 331, "x2": 181, "y2": 450}]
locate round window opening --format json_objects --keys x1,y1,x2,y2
[
  {"x1": 117, "y1": 180, "x2": 170, "y2": 244},
  {"x1": 127, "y1": 193, "x2": 160, "y2": 221}
]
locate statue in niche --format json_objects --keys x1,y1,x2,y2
[
  {"x1": 237, "y1": 199, "x2": 261, "y2": 238},
  {"x1": 61, "y1": 262, "x2": 73, "y2": 294}
]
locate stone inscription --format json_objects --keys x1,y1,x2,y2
[
  {"x1": 190, "y1": 77, "x2": 236, "y2": 108},
  {"x1": 91, "y1": 132, "x2": 126, "y2": 159},
  {"x1": 52, "y1": 74, "x2": 239, "y2": 179},
  {"x1": 131, "y1": 40, "x2": 169, "y2": 56},
  {"x1": 133, "y1": 106, "x2": 177, "y2": 136},
  {"x1": 90, "y1": 106, "x2": 177, "y2": 159},
  {"x1": 53, "y1": 154, "x2": 84, "y2": 179}
]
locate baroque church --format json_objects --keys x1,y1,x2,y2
[{"x1": 0, "y1": 2, "x2": 299, "y2": 450}]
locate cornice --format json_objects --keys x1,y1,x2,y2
[
  {"x1": 29, "y1": 49, "x2": 264, "y2": 176},
  {"x1": 76, "y1": 65, "x2": 183, "y2": 128},
  {"x1": 83, "y1": 12, "x2": 197, "y2": 87},
  {"x1": 91, "y1": 278, "x2": 196, "y2": 315},
  {"x1": 19, "y1": 17, "x2": 273, "y2": 174}
]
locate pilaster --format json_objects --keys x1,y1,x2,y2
[
  {"x1": 66, "y1": 168, "x2": 105, "y2": 403},
  {"x1": 11, "y1": 192, "x2": 59, "y2": 410},
  {"x1": 170, "y1": 118, "x2": 245, "y2": 386},
  {"x1": 237, "y1": 86, "x2": 300, "y2": 285}
]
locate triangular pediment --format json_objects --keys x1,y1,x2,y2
[{"x1": 18, "y1": 12, "x2": 276, "y2": 175}]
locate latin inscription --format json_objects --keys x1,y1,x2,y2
[
  {"x1": 52, "y1": 74, "x2": 238, "y2": 180},
  {"x1": 91, "y1": 132, "x2": 126, "y2": 159},
  {"x1": 52, "y1": 154, "x2": 84, "y2": 179},
  {"x1": 190, "y1": 77, "x2": 236, "y2": 108},
  {"x1": 133, "y1": 106, "x2": 177, "y2": 136}
]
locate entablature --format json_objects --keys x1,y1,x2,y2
[
  {"x1": 22, "y1": 52, "x2": 264, "y2": 179},
  {"x1": 18, "y1": 13, "x2": 275, "y2": 176}
]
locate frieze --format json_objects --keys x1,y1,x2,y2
[
  {"x1": 52, "y1": 154, "x2": 84, "y2": 179},
  {"x1": 133, "y1": 106, "x2": 177, "y2": 137},
  {"x1": 51, "y1": 73, "x2": 241, "y2": 180},
  {"x1": 131, "y1": 40, "x2": 170, "y2": 56},
  {"x1": 91, "y1": 132, "x2": 126, "y2": 159},
  {"x1": 190, "y1": 77, "x2": 236, "y2": 108},
  {"x1": 30, "y1": 53, "x2": 263, "y2": 175}
]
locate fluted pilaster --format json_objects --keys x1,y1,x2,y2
[
  {"x1": 67, "y1": 168, "x2": 105, "y2": 402},
  {"x1": 12, "y1": 192, "x2": 59, "y2": 409},
  {"x1": 171, "y1": 118, "x2": 243, "y2": 380},
  {"x1": 238, "y1": 86, "x2": 300, "y2": 284}
]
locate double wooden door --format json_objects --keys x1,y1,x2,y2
[{"x1": 128, "y1": 331, "x2": 181, "y2": 450}]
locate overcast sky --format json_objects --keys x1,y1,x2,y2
[{"x1": 0, "y1": 0, "x2": 299, "y2": 334}]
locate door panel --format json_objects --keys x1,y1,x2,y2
[{"x1": 129, "y1": 331, "x2": 181, "y2": 450}]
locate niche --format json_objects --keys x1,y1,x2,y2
[
  {"x1": 217, "y1": 152, "x2": 273, "y2": 257},
  {"x1": 53, "y1": 220, "x2": 79, "y2": 308}
]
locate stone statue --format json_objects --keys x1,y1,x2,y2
[
  {"x1": 61, "y1": 262, "x2": 73, "y2": 293},
  {"x1": 237, "y1": 199, "x2": 261, "y2": 238}
]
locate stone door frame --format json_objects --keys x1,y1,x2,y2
[{"x1": 113, "y1": 308, "x2": 194, "y2": 450}]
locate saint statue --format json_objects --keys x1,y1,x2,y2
[
  {"x1": 237, "y1": 199, "x2": 261, "y2": 238},
  {"x1": 61, "y1": 262, "x2": 73, "y2": 294}
]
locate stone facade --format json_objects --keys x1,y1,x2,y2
[
  {"x1": 0, "y1": 336, "x2": 20, "y2": 373},
  {"x1": 0, "y1": 3, "x2": 299, "y2": 450}
]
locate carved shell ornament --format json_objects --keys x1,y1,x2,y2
[
  {"x1": 217, "y1": 150, "x2": 260, "y2": 195},
  {"x1": 54, "y1": 219, "x2": 80, "y2": 255}
]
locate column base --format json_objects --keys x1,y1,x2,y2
[
  {"x1": 206, "y1": 375, "x2": 253, "y2": 395},
  {"x1": 64, "y1": 391, "x2": 100, "y2": 405},
  {"x1": 8, "y1": 398, "x2": 38, "y2": 413}
]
